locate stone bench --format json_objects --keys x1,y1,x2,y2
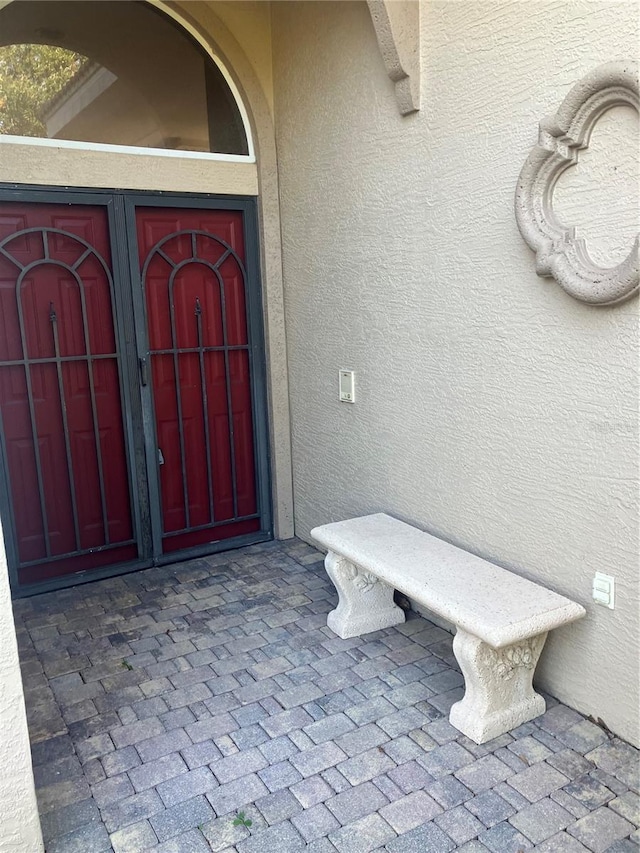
[{"x1": 310, "y1": 513, "x2": 586, "y2": 744}]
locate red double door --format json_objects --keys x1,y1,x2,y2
[{"x1": 0, "y1": 192, "x2": 269, "y2": 593}]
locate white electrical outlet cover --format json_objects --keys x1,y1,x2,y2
[{"x1": 592, "y1": 572, "x2": 615, "y2": 609}]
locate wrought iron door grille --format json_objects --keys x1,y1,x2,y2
[
  {"x1": 141, "y1": 228, "x2": 259, "y2": 539},
  {"x1": 0, "y1": 226, "x2": 135, "y2": 567}
]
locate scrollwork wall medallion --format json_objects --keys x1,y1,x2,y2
[{"x1": 515, "y1": 62, "x2": 639, "y2": 305}]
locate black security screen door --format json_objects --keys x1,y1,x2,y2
[{"x1": 0, "y1": 186, "x2": 271, "y2": 596}]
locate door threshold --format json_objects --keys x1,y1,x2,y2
[
  {"x1": 12, "y1": 530, "x2": 273, "y2": 599},
  {"x1": 153, "y1": 530, "x2": 273, "y2": 567}
]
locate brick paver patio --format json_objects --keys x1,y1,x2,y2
[{"x1": 13, "y1": 538, "x2": 640, "y2": 852}]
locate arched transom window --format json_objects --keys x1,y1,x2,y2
[{"x1": 0, "y1": 0, "x2": 251, "y2": 157}]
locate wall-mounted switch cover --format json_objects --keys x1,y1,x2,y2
[
  {"x1": 339, "y1": 370, "x2": 355, "y2": 403},
  {"x1": 592, "y1": 572, "x2": 615, "y2": 609}
]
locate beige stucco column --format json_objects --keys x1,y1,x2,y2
[{"x1": 0, "y1": 519, "x2": 43, "y2": 852}]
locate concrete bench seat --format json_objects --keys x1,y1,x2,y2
[{"x1": 310, "y1": 513, "x2": 586, "y2": 743}]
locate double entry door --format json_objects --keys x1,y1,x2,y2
[{"x1": 0, "y1": 188, "x2": 271, "y2": 595}]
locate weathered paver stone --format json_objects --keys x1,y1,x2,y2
[
  {"x1": 261, "y1": 707, "x2": 315, "y2": 738},
  {"x1": 181, "y1": 740, "x2": 222, "y2": 769},
  {"x1": 35, "y1": 779, "x2": 92, "y2": 814},
  {"x1": 258, "y1": 758, "x2": 302, "y2": 791},
  {"x1": 102, "y1": 789, "x2": 165, "y2": 833},
  {"x1": 45, "y1": 820, "x2": 112, "y2": 853},
  {"x1": 255, "y1": 789, "x2": 302, "y2": 824},
  {"x1": 91, "y1": 773, "x2": 134, "y2": 808},
  {"x1": 206, "y1": 773, "x2": 269, "y2": 815},
  {"x1": 567, "y1": 807, "x2": 635, "y2": 853},
  {"x1": 422, "y1": 741, "x2": 476, "y2": 777},
  {"x1": 385, "y1": 821, "x2": 455, "y2": 853},
  {"x1": 111, "y1": 718, "x2": 165, "y2": 749},
  {"x1": 304, "y1": 713, "x2": 356, "y2": 744},
  {"x1": 290, "y1": 775, "x2": 333, "y2": 808},
  {"x1": 548, "y1": 749, "x2": 596, "y2": 781},
  {"x1": 465, "y1": 789, "x2": 515, "y2": 827},
  {"x1": 325, "y1": 781, "x2": 388, "y2": 824},
  {"x1": 39, "y1": 798, "x2": 101, "y2": 842},
  {"x1": 128, "y1": 753, "x2": 187, "y2": 792},
  {"x1": 379, "y1": 789, "x2": 442, "y2": 832},
  {"x1": 291, "y1": 802, "x2": 340, "y2": 841},
  {"x1": 75, "y1": 733, "x2": 115, "y2": 764},
  {"x1": 329, "y1": 812, "x2": 396, "y2": 853},
  {"x1": 110, "y1": 819, "x2": 159, "y2": 853},
  {"x1": 291, "y1": 741, "x2": 347, "y2": 777},
  {"x1": 150, "y1": 795, "x2": 214, "y2": 841},
  {"x1": 478, "y1": 820, "x2": 533, "y2": 851},
  {"x1": 200, "y1": 814, "x2": 252, "y2": 851},
  {"x1": 427, "y1": 774, "x2": 473, "y2": 808},
  {"x1": 609, "y1": 791, "x2": 640, "y2": 825},
  {"x1": 336, "y1": 746, "x2": 394, "y2": 785},
  {"x1": 212, "y1": 746, "x2": 267, "y2": 784},
  {"x1": 534, "y1": 832, "x2": 592, "y2": 852},
  {"x1": 509, "y1": 796, "x2": 575, "y2": 843},
  {"x1": 606, "y1": 839, "x2": 640, "y2": 853},
  {"x1": 564, "y1": 774, "x2": 615, "y2": 809},
  {"x1": 237, "y1": 820, "x2": 306, "y2": 853},
  {"x1": 558, "y1": 721, "x2": 610, "y2": 753},
  {"x1": 454, "y1": 754, "x2": 513, "y2": 793},
  {"x1": 156, "y1": 766, "x2": 217, "y2": 806},
  {"x1": 507, "y1": 761, "x2": 569, "y2": 801},
  {"x1": 586, "y1": 740, "x2": 640, "y2": 775},
  {"x1": 435, "y1": 804, "x2": 485, "y2": 845},
  {"x1": 154, "y1": 827, "x2": 212, "y2": 852}
]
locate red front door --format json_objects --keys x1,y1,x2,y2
[
  {"x1": 0, "y1": 202, "x2": 136, "y2": 585},
  {"x1": 135, "y1": 207, "x2": 260, "y2": 553},
  {"x1": 0, "y1": 193, "x2": 269, "y2": 593}
]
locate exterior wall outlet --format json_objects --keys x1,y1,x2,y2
[
  {"x1": 339, "y1": 370, "x2": 355, "y2": 403},
  {"x1": 592, "y1": 572, "x2": 615, "y2": 609}
]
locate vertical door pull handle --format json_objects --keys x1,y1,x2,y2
[
  {"x1": 139, "y1": 356, "x2": 148, "y2": 386},
  {"x1": 158, "y1": 448, "x2": 165, "y2": 466}
]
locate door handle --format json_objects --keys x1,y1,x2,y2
[
  {"x1": 158, "y1": 448, "x2": 165, "y2": 466},
  {"x1": 139, "y1": 356, "x2": 148, "y2": 386}
]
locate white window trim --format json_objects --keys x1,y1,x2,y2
[{"x1": 0, "y1": 134, "x2": 255, "y2": 163}]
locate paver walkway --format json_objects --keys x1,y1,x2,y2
[{"x1": 13, "y1": 538, "x2": 639, "y2": 853}]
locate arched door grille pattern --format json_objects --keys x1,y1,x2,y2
[
  {"x1": 0, "y1": 226, "x2": 135, "y2": 568},
  {"x1": 141, "y1": 229, "x2": 258, "y2": 543}
]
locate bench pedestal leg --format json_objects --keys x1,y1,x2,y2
[
  {"x1": 449, "y1": 629, "x2": 548, "y2": 744},
  {"x1": 325, "y1": 551, "x2": 405, "y2": 639}
]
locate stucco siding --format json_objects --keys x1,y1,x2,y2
[
  {"x1": 0, "y1": 520, "x2": 43, "y2": 851},
  {"x1": 273, "y1": 1, "x2": 639, "y2": 744}
]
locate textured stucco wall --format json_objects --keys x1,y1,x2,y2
[
  {"x1": 0, "y1": 520, "x2": 43, "y2": 852},
  {"x1": 273, "y1": 1, "x2": 639, "y2": 745},
  {"x1": 204, "y1": 0, "x2": 275, "y2": 116},
  {"x1": 0, "y1": 141, "x2": 258, "y2": 194}
]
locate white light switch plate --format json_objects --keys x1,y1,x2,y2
[{"x1": 339, "y1": 370, "x2": 355, "y2": 403}]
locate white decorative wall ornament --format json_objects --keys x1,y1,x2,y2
[{"x1": 515, "y1": 62, "x2": 639, "y2": 305}]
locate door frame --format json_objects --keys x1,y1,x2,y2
[{"x1": 0, "y1": 182, "x2": 272, "y2": 597}]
